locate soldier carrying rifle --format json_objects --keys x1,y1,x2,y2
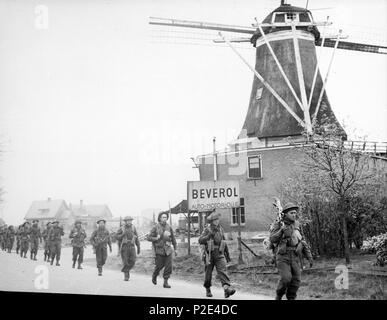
[{"x1": 198, "y1": 212, "x2": 236, "y2": 298}]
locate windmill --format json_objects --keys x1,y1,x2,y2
[{"x1": 149, "y1": 1, "x2": 386, "y2": 143}]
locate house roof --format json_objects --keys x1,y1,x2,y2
[
  {"x1": 25, "y1": 199, "x2": 68, "y2": 220},
  {"x1": 72, "y1": 204, "x2": 113, "y2": 218}
]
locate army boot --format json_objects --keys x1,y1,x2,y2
[
  {"x1": 152, "y1": 274, "x2": 157, "y2": 285},
  {"x1": 275, "y1": 295, "x2": 283, "y2": 300},
  {"x1": 43, "y1": 253, "x2": 47, "y2": 261},
  {"x1": 23, "y1": 252, "x2": 27, "y2": 258},
  {"x1": 56, "y1": 260, "x2": 60, "y2": 266},
  {"x1": 72, "y1": 261, "x2": 76, "y2": 268},
  {"x1": 163, "y1": 278, "x2": 171, "y2": 288},
  {"x1": 98, "y1": 267, "x2": 102, "y2": 276},
  {"x1": 33, "y1": 253, "x2": 37, "y2": 261},
  {"x1": 124, "y1": 272, "x2": 130, "y2": 281},
  {"x1": 224, "y1": 285, "x2": 236, "y2": 298},
  {"x1": 206, "y1": 288, "x2": 213, "y2": 297},
  {"x1": 77, "y1": 263, "x2": 82, "y2": 270},
  {"x1": 30, "y1": 252, "x2": 33, "y2": 260},
  {"x1": 50, "y1": 258, "x2": 54, "y2": 265}
]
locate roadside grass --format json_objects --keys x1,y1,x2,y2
[{"x1": 84, "y1": 240, "x2": 386, "y2": 300}]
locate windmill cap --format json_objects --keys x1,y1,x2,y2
[
  {"x1": 97, "y1": 219, "x2": 106, "y2": 224},
  {"x1": 282, "y1": 203, "x2": 299, "y2": 213},
  {"x1": 123, "y1": 216, "x2": 134, "y2": 221}
]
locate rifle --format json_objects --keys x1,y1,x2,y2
[{"x1": 202, "y1": 239, "x2": 213, "y2": 266}]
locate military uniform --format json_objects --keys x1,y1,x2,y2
[
  {"x1": 29, "y1": 221, "x2": 42, "y2": 260},
  {"x1": 69, "y1": 221, "x2": 87, "y2": 269},
  {"x1": 0, "y1": 226, "x2": 7, "y2": 251},
  {"x1": 90, "y1": 220, "x2": 112, "y2": 276},
  {"x1": 15, "y1": 226, "x2": 22, "y2": 254},
  {"x1": 148, "y1": 212, "x2": 177, "y2": 288},
  {"x1": 6, "y1": 226, "x2": 15, "y2": 253},
  {"x1": 116, "y1": 216, "x2": 140, "y2": 281},
  {"x1": 19, "y1": 223, "x2": 30, "y2": 258},
  {"x1": 41, "y1": 223, "x2": 52, "y2": 261},
  {"x1": 198, "y1": 212, "x2": 235, "y2": 298},
  {"x1": 269, "y1": 203, "x2": 312, "y2": 300},
  {"x1": 48, "y1": 222, "x2": 64, "y2": 266}
]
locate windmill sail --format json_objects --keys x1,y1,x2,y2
[{"x1": 316, "y1": 39, "x2": 387, "y2": 55}]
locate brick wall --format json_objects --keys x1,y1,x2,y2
[{"x1": 197, "y1": 146, "x2": 302, "y2": 233}]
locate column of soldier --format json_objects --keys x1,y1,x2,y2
[{"x1": 0, "y1": 202, "x2": 312, "y2": 300}]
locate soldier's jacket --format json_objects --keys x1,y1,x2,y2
[
  {"x1": 29, "y1": 225, "x2": 42, "y2": 242},
  {"x1": 48, "y1": 226, "x2": 64, "y2": 243},
  {"x1": 116, "y1": 225, "x2": 140, "y2": 248},
  {"x1": 90, "y1": 228, "x2": 112, "y2": 250},
  {"x1": 270, "y1": 219, "x2": 312, "y2": 261},
  {"x1": 6, "y1": 228, "x2": 15, "y2": 240},
  {"x1": 198, "y1": 224, "x2": 230, "y2": 262},
  {"x1": 69, "y1": 227, "x2": 87, "y2": 247},
  {"x1": 42, "y1": 228, "x2": 49, "y2": 241},
  {"x1": 148, "y1": 223, "x2": 176, "y2": 256},
  {"x1": 19, "y1": 226, "x2": 31, "y2": 242}
]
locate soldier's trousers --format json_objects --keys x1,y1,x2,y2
[
  {"x1": 20, "y1": 240, "x2": 29, "y2": 256},
  {"x1": 44, "y1": 241, "x2": 50, "y2": 257},
  {"x1": 204, "y1": 250, "x2": 231, "y2": 288},
  {"x1": 50, "y1": 242, "x2": 62, "y2": 262},
  {"x1": 72, "y1": 246, "x2": 84, "y2": 263},
  {"x1": 16, "y1": 239, "x2": 20, "y2": 253},
  {"x1": 276, "y1": 251, "x2": 301, "y2": 300},
  {"x1": 153, "y1": 254, "x2": 172, "y2": 279},
  {"x1": 7, "y1": 238, "x2": 14, "y2": 252},
  {"x1": 120, "y1": 244, "x2": 136, "y2": 273},
  {"x1": 95, "y1": 246, "x2": 107, "y2": 268},
  {"x1": 30, "y1": 238, "x2": 39, "y2": 254}
]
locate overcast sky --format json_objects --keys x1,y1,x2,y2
[{"x1": 0, "y1": 0, "x2": 386, "y2": 225}]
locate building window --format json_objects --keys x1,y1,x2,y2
[
  {"x1": 256, "y1": 87, "x2": 263, "y2": 100},
  {"x1": 274, "y1": 13, "x2": 285, "y2": 23},
  {"x1": 247, "y1": 155, "x2": 262, "y2": 179},
  {"x1": 285, "y1": 13, "x2": 298, "y2": 22},
  {"x1": 231, "y1": 198, "x2": 245, "y2": 226}
]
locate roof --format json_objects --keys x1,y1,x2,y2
[
  {"x1": 25, "y1": 199, "x2": 68, "y2": 220},
  {"x1": 160, "y1": 200, "x2": 198, "y2": 215},
  {"x1": 72, "y1": 204, "x2": 113, "y2": 219}
]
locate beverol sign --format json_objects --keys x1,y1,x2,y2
[{"x1": 187, "y1": 180, "x2": 240, "y2": 211}]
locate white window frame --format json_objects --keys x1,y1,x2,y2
[
  {"x1": 247, "y1": 155, "x2": 263, "y2": 179},
  {"x1": 230, "y1": 198, "x2": 246, "y2": 226}
]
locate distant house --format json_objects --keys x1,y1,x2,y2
[
  {"x1": 70, "y1": 200, "x2": 113, "y2": 232},
  {"x1": 24, "y1": 198, "x2": 74, "y2": 232},
  {"x1": 0, "y1": 218, "x2": 5, "y2": 226}
]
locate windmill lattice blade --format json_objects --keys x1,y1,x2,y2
[
  {"x1": 316, "y1": 39, "x2": 387, "y2": 54},
  {"x1": 149, "y1": 17, "x2": 255, "y2": 34}
]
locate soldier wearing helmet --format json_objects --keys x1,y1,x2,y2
[
  {"x1": 198, "y1": 212, "x2": 236, "y2": 298},
  {"x1": 29, "y1": 219, "x2": 42, "y2": 260},
  {"x1": 269, "y1": 202, "x2": 312, "y2": 300},
  {"x1": 116, "y1": 216, "x2": 140, "y2": 281},
  {"x1": 147, "y1": 212, "x2": 177, "y2": 288},
  {"x1": 69, "y1": 220, "x2": 87, "y2": 269},
  {"x1": 90, "y1": 219, "x2": 112, "y2": 276}
]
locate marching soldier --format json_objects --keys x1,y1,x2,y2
[
  {"x1": 42, "y1": 222, "x2": 52, "y2": 262},
  {"x1": 0, "y1": 225, "x2": 7, "y2": 251},
  {"x1": 29, "y1": 219, "x2": 42, "y2": 260},
  {"x1": 6, "y1": 225, "x2": 16, "y2": 253},
  {"x1": 269, "y1": 203, "x2": 312, "y2": 300},
  {"x1": 69, "y1": 220, "x2": 87, "y2": 269},
  {"x1": 148, "y1": 212, "x2": 177, "y2": 288},
  {"x1": 19, "y1": 222, "x2": 31, "y2": 258},
  {"x1": 90, "y1": 219, "x2": 112, "y2": 276},
  {"x1": 198, "y1": 212, "x2": 236, "y2": 298},
  {"x1": 116, "y1": 216, "x2": 140, "y2": 281},
  {"x1": 16, "y1": 225, "x2": 22, "y2": 255},
  {"x1": 48, "y1": 220, "x2": 64, "y2": 266}
]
